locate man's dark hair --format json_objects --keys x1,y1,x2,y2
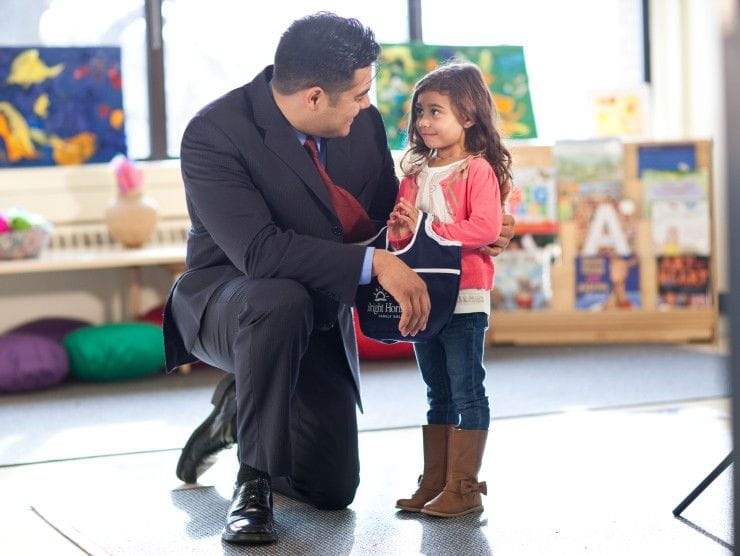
[{"x1": 272, "y1": 12, "x2": 379, "y2": 96}]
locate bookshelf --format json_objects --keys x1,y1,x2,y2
[{"x1": 487, "y1": 139, "x2": 718, "y2": 345}]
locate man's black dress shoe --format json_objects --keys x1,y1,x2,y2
[
  {"x1": 176, "y1": 373, "x2": 237, "y2": 483},
  {"x1": 222, "y1": 477, "x2": 277, "y2": 543}
]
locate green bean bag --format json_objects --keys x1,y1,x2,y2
[{"x1": 63, "y1": 322, "x2": 165, "y2": 381}]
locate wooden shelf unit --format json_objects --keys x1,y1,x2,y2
[{"x1": 487, "y1": 139, "x2": 718, "y2": 345}]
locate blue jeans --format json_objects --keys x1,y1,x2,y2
[{"x1": 413, "y1": 312, "x2": 490, "y2": 430}]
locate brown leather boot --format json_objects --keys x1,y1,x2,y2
[
  {"x1": 396, "y1": 424, "x2": 450, "y2": 512},
  {"x1": 421, "y1": 428, "x2": 488, "y2": 517}
]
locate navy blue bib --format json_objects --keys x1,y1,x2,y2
[{"x1": 355, "y1": 212, "x2": 461, "y2": 343}]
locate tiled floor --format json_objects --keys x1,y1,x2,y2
[{"x1": 1, "y1": 397, "x2": 731, "y2": 555}]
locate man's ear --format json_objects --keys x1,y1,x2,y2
[{"x1": 305, "y1": 87, "x2": 324, "y2": 110}]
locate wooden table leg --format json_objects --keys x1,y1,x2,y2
[{"x1": 128, "y1": 266, "x2": 142, "y2": 320}]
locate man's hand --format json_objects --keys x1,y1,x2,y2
[
  {"x1": 482, "y1": 213, "x2": 515, "y2": 257},
  {"x1": 372, "y1": 249, "x2": 430, "y2": 337}
]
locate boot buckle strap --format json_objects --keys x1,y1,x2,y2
[{"x1": 460, "y1": 479, "x2": 487, "y2": 497}]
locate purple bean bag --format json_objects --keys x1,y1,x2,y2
[
  {"x1": 0, "y1": 333, "x2": 70, "y2": 392},
  {"x1": 10, "y1": 317, "x2": 90, "y2": 343}
]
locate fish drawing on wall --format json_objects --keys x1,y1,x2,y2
[{"x1": 0, "y1": 47, "x2": 127, "y2": 167}]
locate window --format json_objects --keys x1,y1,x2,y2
[
  {"x1": 4, "y1": 1, "x2": 646, "y2": 159},
  {"x1": 162, "y1": 0, "x2": 408, "y2": 157},
  {"x1": 421, "y1": 0, "x2": 645, "y2": 141}
]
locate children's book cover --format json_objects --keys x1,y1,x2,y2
[
  {"x1": 574, "y1": 197, "x2": 638, "y2": 256},
  {"x1": 557, "y1": 179, "x2": 623, "y2": 222},
  {"x1": 553, "y1": 138, "x2": 624, "y2": 184},
  {"x1": 638, "y1": 144, "x2": 696, "y2": 176},
  {"x1": 509, "y1": 166, "x2": 558, "y2": 234},
  {"x1": 641, "y1": 170, "x2": 708, "y2": 216},
  {"x1": 0, "y1": 47, "x2": 126, "y2": 167},
  {"x1": 491, "y1": 247, "x2": 551, "y2": 311},
  {"x1": 650, "y1": 200, "x2": 710, "y2": 256},
  {"x1": 657, "y1": 255, "x2": 710, "y2": 309},
  {"x1": 575, "y1": 254, "x2": 640, "y2": 310},
  {"x1": 376, "y1": 43, "x2": 536, "y2": 149}
]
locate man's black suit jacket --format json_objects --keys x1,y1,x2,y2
[{"x1": 163, "y1": 66, "x2": 398, "y2": 404}]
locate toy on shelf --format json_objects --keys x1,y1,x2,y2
[{"x1": 0, "y1": 207, "x2": 52, "y2": 260}]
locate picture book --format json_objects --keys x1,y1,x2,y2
[
  {"x1": 491, "y1": 247, "x2": 551, "y2": 311},
  {"x1": 642, "y1": 170, "x2": 708, "y2": 216},
  {"x1": 638, "y1": 144, "x2": 696, "y2": 176},
  {"x1": 575, "y1": 254, "x2": 641, "y2": 310},
  {"x1": 509, "y1": 166, "x2": 558, "y2": 234},
  {"x1": 574, "y1": 198, "x2": 638, "y2": 256},
  {"x1": 657, "y1": 255, "x2": 710, "y2": 309},
  {"x1": 553, "y1": 138, "x2": 624, "y2": 183},
  {"x1": 650, "y1": 200, "x2": 710, "y2": 256},
  {"x1": 557, "y1": 179, "x2": 623, "y2": 222}
]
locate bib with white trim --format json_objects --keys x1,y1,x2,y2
[{"x1": 354, "y1": 212, "x2": 461, "y2": 343}]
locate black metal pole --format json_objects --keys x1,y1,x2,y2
[
  {"x1": 641, "y1": 0, "x2": 651, "y2": 83},
  {"x1": 408, "y1": 0, "x2": 422, "y2": 42},
  {"x1": 144, "y1": 0, "x2": 167, "y2": 159},
  {"x1": 672, "y1": 452, "x2": 733, "y2": 516}
]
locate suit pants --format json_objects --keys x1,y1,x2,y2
[{"x1": 186, "y1": 277, "x2": 360, "y2": 510}]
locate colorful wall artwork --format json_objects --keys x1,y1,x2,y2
[
  {"x1": 0, "y1": 47, "x2": 126, "y2": 168},
  {"x1": 592, "y1": 87, "x2": 648, "y2": 137},
  {"x1": 376, "y1": 43, "x2": 537, "y2": 150}
]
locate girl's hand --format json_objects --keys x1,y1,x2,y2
[
  {"x1": 395, "y1": 198, "x2": 419, "y2": 229},
  {"x1": 387, "y1": 209, "x2": 412, "y2": 240}
]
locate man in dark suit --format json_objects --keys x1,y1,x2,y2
[{"x1": 165, "y1": 13, "x2": 514, "y2": 545}]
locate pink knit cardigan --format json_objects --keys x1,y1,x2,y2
[{"x1": 391, "y1": 156, "x2": 503, "y2": 290}]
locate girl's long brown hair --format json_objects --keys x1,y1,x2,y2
[{"x1": 400, "y1": 62, "x2": 512, "y2": 202}]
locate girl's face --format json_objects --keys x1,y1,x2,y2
[{"x1": 414, "y1": 90, "x2": 471, "y2": 159}]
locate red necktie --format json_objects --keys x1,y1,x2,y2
[{"x1": 303, "y1": 136, "x2": 375, "y2": 243}]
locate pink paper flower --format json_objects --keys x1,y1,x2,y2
[{"x1": 110, "y1": 154, "x2": 143, "y2": 195}]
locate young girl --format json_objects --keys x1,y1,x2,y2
[{"x1": 389, "y1": 62, "x2": 512, "y2": 517}]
